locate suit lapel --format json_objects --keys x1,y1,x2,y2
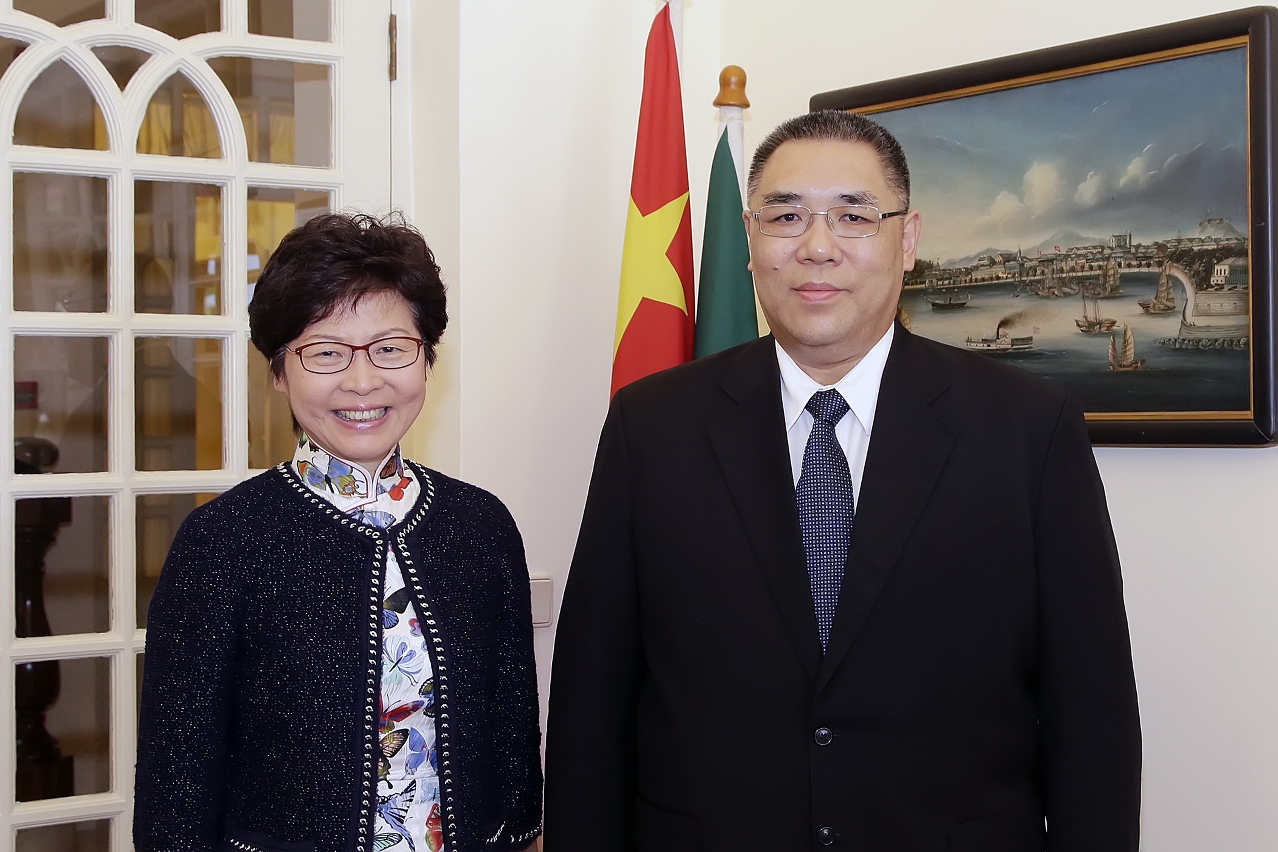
[
  {"x1": 817, "y1": 328, "x2": 957, "y2": 694},
  {"x1": 708, "y1": 338, "x2": 823, "y2": 684}
]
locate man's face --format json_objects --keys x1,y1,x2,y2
[{"x1": 744, "y1": 139, "x2": 921, "y2": 373}]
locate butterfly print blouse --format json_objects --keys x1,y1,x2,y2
[{"x1": 292, "y1": 436, "x2": 443, "y2": 852}]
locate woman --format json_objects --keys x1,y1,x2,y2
[{"x1": 135, "y1": 213, "x2": 542, "y2": 852}]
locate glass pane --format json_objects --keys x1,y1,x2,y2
[
  {"x1": 246, "y1": 188, "x2": 330, "y2": 468},
  {"x1": 248, "y1": 348, "x2": 296, "y2": 469},
  {"x1": 15, "y1": 659, "x2": 111, "y2": 802},
  {"x1": 14, "y1": 60, "x2": 109, "y2": 150},
  {"x1": 14, "y1": 173, "x2": 109, "y2": 313},
  {"x1": 138, "y1": 72, "x2": 222, "y2": 158},
  {"x1": 13, "y1": 337, "x2": 109, "y2": 474},
  {"x1": 16, "y1": 496, "x2": 110, "y2": 637},
  {"x1": 134, "y1": 338, "x2": 223, "y2": 471},
  {"x1": 135, "y1": 181, "x2": 223, "y2": 315},
  {"x1": 136, "y1": 0, "x2": 221, "y2": 40},
  {"x1": 136, "y1": 493, "x2": 218, "y2": 627},
  {"x1": 16, "y1": 818, "x2": 109, "y2": 852},
  {"x1": 14, "y1": 656, "x2": 110, "y2": 800},
  {"x1": 92, "y1": 44, "x2": 151, "y2": 89},
  {"x1": 1, "y1": 37, "x2": 31, "y2": 80},
  {"x1": 208, "y1": 57, "x2": 331, "y2": 166},
  {"x1": 246, "y1": 187, "x2": 330, "y2": 290},
  {"x1": 14, "y1": 0, "x2": 104, "y2": 27},
  {"x1": 250, "y1": 0, "x2": 330, "y2": 40}
]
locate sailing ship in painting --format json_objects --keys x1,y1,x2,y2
[
  {"x1": 1108, "y1": 325, "x2": 1145, "y2": 371},
  {"x1": 1138, "y1": 265, "x2": 1177, "y2": 313},
  {"x1": 1075, "y1": 290, "x2": 1117, "y2": 334},
  {"x1": 1096, "y1": 257, "x2": 1123, "y2": 297}
]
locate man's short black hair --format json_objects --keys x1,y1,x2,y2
[
  {"x1": 747, "y1": 110, "x2": 911, "y2": 210},
  {"x1": 249, "y1": 212, "x2": 448, "y2": 377}
]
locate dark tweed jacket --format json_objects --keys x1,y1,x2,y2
[{"x1": 134, "y1": 461, "x2": 542, "y2": 852}]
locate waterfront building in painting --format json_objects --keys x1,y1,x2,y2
[{"x1": 1210, "y1": 257, "x2": 1249, "y2": 288}]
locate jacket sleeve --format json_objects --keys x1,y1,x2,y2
[
  {"x1": 1034, "y1": 393, "x2": 1142, "y2": 851},
  {"x1": 544, "y1": 394, "x2": 644, "y2": 852},
  {"x1": 133, "y1": 511, "x2": 240, "y2": 852},
  {"x1": 490, "y1": 502, "x2": 545, "y2": 847}
]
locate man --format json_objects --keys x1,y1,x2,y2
[{"x1": 545, "y1": 111, "x2": 1141, "y2": 851}]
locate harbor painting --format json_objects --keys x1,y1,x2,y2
[{"x1": 866, "y1": 44, "x2": 1253, "y2": 420}]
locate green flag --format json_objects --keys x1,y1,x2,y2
[{"x1": 695, "y1": 117, "x2": 758, "y2": 357}]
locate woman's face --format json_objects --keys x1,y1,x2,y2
[{"x1": 274, "y1": 290, "x2": 427, "y2": 472}]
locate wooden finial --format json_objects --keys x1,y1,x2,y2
[{"x1": 713, "y1": 65, "x2": 749, "y2": 108}]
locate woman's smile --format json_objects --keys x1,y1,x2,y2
[{"x1": 335, "y1": 407, "x2": 389, "y2": 422}]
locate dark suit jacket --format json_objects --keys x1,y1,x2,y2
[{"x1": 544, "y1": 327, "x2": 1140, "y2": 852}]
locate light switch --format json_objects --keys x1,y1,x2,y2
[{"x1": 529, "y1": 573, "x2": 553, "y2": 627}]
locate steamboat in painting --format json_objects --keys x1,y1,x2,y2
[{"x1": 965, "y1": 318, "x2": 1034, "y2": 353}]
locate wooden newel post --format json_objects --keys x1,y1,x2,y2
[
  {"x1": 14, "y1": 438, "x2": 74, "y2": 802},
  {"x1": 713, "y1": 65, "x2": 749, "y2": 108}
]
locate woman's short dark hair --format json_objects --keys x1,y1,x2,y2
[{"x1": 249, "y1": 212, "x2": 448, "y2": 377}]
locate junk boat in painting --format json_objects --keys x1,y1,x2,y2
[
  {"x1": 1096, "y1": 256, "x2": 1123, "y2": 297},
  {"x1": 1138, "y1": 266, "x2": 1177, "y2": 314},
  {"x1": 1108, "y1": 325, "x2": 1145, "y2": 371}
]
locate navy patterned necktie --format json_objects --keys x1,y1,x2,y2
[{"x1": 796, "y1": 389, "x2": 855, "y2": 651}]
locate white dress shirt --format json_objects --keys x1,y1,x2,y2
[{"x1": 776, "y1": 324, "x2": 894, "y2": 499}]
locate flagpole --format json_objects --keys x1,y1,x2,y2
[
  {"x1": 666, "y1": 0, "x2": 683, "y2": 68},
  {"x1": 694, "y1": 65, "x2": 759, "y2": 359},
  {"x1": 713, "y1": 65, "x2": 749, "y2": 201}
]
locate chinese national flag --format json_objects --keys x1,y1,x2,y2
[{"x1": 611, "y1": 3, "x2": 695, "y2": 397}]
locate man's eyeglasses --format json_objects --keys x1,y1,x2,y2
[
  {"x1": 287, "y1": 337, "x2": 425, "y2": 374},
  {"x1": 748, "y1": 204, "x2": 907, "y2": 239}
]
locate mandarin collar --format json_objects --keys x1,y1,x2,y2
[{"x1": 291, "y1": 433, "x2": 412, "y2": 514}]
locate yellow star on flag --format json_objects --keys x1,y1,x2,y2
[{"x1": 615, "y1": 192, "x2": 690, "y2": 353}]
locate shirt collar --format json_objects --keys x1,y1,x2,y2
[
  {"x1": 776, "y1": 323, "x2": 894, "y2": 436},
  {"x1": 291, "y1": 433, "x2": 413, "y2": 514}
]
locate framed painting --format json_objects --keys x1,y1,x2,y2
[{"x1": 812, "y1": 7, "x2": 1278, "y2": 446}]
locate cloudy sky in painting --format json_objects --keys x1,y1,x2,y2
[{"x1": 873, "y1": 47, "x2": 1248, "y2": 264}]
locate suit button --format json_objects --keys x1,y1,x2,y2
[
  {"x1": 814, "y1": 727, "x2": 833, "y2": 746},
  {"x1": 817, "y1": 826, "x2": 836, "y2": 845}
]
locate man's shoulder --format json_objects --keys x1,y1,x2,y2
[{"x1": 889, "y1": 330, "x2": 1078, "y2": 449}]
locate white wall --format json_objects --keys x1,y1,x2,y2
[
  {"x1": 403, "y1": 0, "x2": 724, "y2": 744},
  {"x1": 398, "y1": 0, "x2": 462, "y2": 475},
  {"x1": 407, "y1": 1, "x2": 1278, "y2": 848}
]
